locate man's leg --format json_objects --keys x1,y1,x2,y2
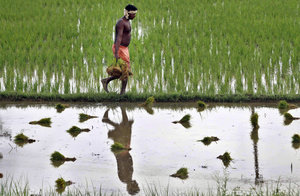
[
  {"x1": 120, "y1": 78, "x2": 128, "y2": 95},
  {"x1": 101, "y1": 76, "x2": 119, "y2": 93}
]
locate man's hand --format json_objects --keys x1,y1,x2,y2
[{"x1": 114, "y1": 53, "x2": 120, "y2": 63}]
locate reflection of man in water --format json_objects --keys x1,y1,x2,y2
[{"x1": 102, "y1": 107, "x2": 139, "y2": 195}]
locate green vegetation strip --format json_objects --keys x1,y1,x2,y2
[{"x1": 2, "y1": 92, "x2": 300, "y2": 102}]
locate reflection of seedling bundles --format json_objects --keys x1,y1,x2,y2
[{"x1": 106, "y1": 59, "x2": 132, "y2": 80}]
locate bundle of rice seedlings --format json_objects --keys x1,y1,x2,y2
[
  {"x1": 197, "y1": 100, "x2": 207, "y2": 111},
  {"x1": 278, "y1": 100, "x2": 289, "y2": 110},
  {"x1": 141, "y1": 96, "x2": 155, "y2": 107},
  {"x1": 29, "y1": 118, "x2": 51, "y2": 127},
  {"x1": 55, "y1": 103, "x2": 70, "y2": 113},
  {"x1": 106, "y1": 59, "x2": 132, "y2": 80},
  {"x1": 278, "y1": 100, "x2": 298, "y2": 110},
  {"x1": 50, "y1": 151, "x2": 76, "y2": 162},
  {"x1": 217, "y1": 152, "x2": 233, "y2": 167},
  {"x1": 55, "y1": 178, "x2": 73, "y2": 194},
  {"x1": 198, "y1": 136, "x2": 219, "y2": 145},
  {"x1": 67, "y1": 126, "x2": 90, "y2": 138},
  {"x1": 111, "y1": 142, "x2": 131, "y2": 153},
  {"x1": 292, "y1": 134, "x2": 300, "y2": 144},
  {"x1": 284, "y1": 112, "x2": 300, "y2": 120},
  {"x1": 170, "y1": 168, "x2": 188, "y2": 179},
  {"x1": 250, "y1": 113, "x2": 259, "y2": 128},
  {"x1": 79, "y1": 113, "x2": 98, "y2": 123},
  {"x1": 172, "y1": 114, "x2": 191, "y2": 128},
  {"x1": 14, "y1": 133, "x2": 35, "y2": 146}
]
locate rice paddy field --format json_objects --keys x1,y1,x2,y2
[
  {"x1": 0, "y1": 101, "x2": 300, "y2": 195},
  {"x1": 0, "y1": 0, "x2": 299, "y2": 101}
]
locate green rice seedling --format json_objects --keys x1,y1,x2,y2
[
  {"x1": 284, "y1": 113, "x2": 300, "y2": 121},
  {"x1": 50, "y1": 151, "x2": 76, "y2": 167},
  {"x1": 50, "y1": 151, "x2": 65, "y2": 162},
  {"x1": 170, "y1": 168, "x2": 188, "y2": 180},
  {"x1": 144, "y1": 106, "x2": 154, "y2": 115},
  {"x1": 278, "y1": 100, "x2": 289, "y2": 110},
  {"x1": 55, "y1": 177, "x2": 73, "y2": 194},
  {"x1": 172, "y1": 114, "x2": 190, "y2": 123},
  {"x1": 141, "y1": 96, "x2": 155, "y2": 107},
  {"x1": 250, "y1": 113, "x2": 259, "y2": 129},
  {"x1": 197, "y1": 100, "x2": 207, "y2": 112},
  {"x1": 79, "y1": 113, "x2": 98, "y2": 123},
  {"x1": 55, "y1": 103, "x2": 70, "y2": 113},
  {"x1": 172, "y1": 114, "x2": 191, "y2": 128},
  {"x1": 67, "y1": 126, "x2": 90, "y2": 138},
  {"x1": 14, "y1": 133, "x2": 36, "y2": 147},
  {"x1": 292, "y1": 134, "x2": 300, "y2": 144},
  {"x1": 29, "y1": 118, "x2": 51, "y2": 127},
  {"x1": 217, "y1": 152, "x2": 233, "y2": 167},
  {"x1": 198, "y1": 136, "x2": 220, "y2": 146},
  {"x1": 111, "y1": 142, "x2": 131, "y2": 153}
]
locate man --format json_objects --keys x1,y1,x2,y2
[
  {"x1": 102, "y1": 107, "x2": 140, "y2": 195},
  {"x1": 101, "y1": 4, "x2": 138, "y2": 95}
]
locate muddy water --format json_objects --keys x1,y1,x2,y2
[{"x1": 0, "y1": 102, "x2": 300, "y2": 194}]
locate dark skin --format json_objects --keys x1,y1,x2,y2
[
  {"x1": 101, "y1": 12, "x2": 136, "y2": 95},
  {"x1": 114, "y1": 13, "x2": 136, "y2": 60}
]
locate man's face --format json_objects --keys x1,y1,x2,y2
[{"x1": 128, "y1": 13, "x2": 136, "y2": 20}]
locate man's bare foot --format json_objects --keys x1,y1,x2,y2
[{"x1": 101, "y1": 79, "x2": 109, "y2": 93}]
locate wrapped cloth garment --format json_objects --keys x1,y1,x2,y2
[{"x1": 107, "y1": 44, "x2": 133, "y2": 80}]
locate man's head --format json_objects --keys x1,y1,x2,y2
[{"x1": 124, "y1": 4, "x2": 137, "y2": 20}]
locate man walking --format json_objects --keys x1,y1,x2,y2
[{"x1": 101, "y1": 4, "x2": 137, "y2": 95}]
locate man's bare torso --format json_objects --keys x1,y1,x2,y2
[{"x1": 114, "y1": 17, "x2": 131, "y2": 47}]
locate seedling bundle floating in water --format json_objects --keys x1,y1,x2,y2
[
  {"x1": 170, "y1": 168, "x2": 188, "y2": 179},
  {"x1": 29, "y1": 118, "x2": 52, "y2": 127},
  {"x1": 197, "y1": 100, "x2": 207, "y2": 112},
  {"x1": 55, "y1": 177, "x2": 73, "y2": 194},
  {"x1": 292, "y1": 134, "x2": 300, "y2": 149},
  {"x1": 250, "y1": 113, "x2": 259, "y2": 129},
  {"x1": 79, "y1": 113, "x2": 98, "y2": 123},
  {"x1": 172, "y1": 114, "x2": 191, "y2": 128},
  {"x1": 198, "y1": 136, "x2": 219, "y2": 146},
  {"x1": 106, "y1": 59, "x2": 132, "y2": 81},
  {"x1": 141, "y1": 96, "x2": 155, "y2": 107},
  {"x1": 278, "y1": 100, "x2": 298, "y2": 110},
  {"x1": 67, "y1": 126, "x2": 90, "y2": 138},
  {"x1": 284, "y1": 112, "x2": 300, "y2": 125},
  {"x1": 50, "y1": 151, "x2": 76, "y2": 167},
  {"x1": 55, "y1": 103, "x2": 70, "y2": 113},
  {"x1": 141, "y1": 96, "x2": 155, "y2": 114},
  {"x1": 111, "y1": 142, "x2": 131, "y2": 153},
  {"x1": 14, "y1": 133, "x2": 36, "y2": 147},
  {"x1": 217, "y1": 152, "x2": 233, "y2": 167}
]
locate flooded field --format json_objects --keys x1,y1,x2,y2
[{"x1": 0, "y1": 101, "x2": 300, "y2": 195}]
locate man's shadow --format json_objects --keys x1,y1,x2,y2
[{"x1": 102, "y1": 107, "x2": 140, "y2": 195}]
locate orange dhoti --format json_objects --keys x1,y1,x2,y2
[{"x1": 112, "y1": 44, "x2": 131, "y2": 69}]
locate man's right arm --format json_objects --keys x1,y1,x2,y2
[{"x1": 114, "y1": 20, "x2": 124, "y2": 61}]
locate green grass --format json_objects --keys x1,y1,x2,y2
[
  {"x1": 1, "y1": 176, "x2": 300, "y2": 195},
  {"x1": 1, "y1": 91, "x2": 300, "y2": 102},
  {"x1": 0, "y1": 0, "x2": 299, "y2": 100}
]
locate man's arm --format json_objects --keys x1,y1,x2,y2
[{"x1": 114, "y1": 20, "x2": 124, "y2": 61}]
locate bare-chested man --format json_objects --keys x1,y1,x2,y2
[{"x1": 101, "y1": 4, "x2": 137, "y2": 95}]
